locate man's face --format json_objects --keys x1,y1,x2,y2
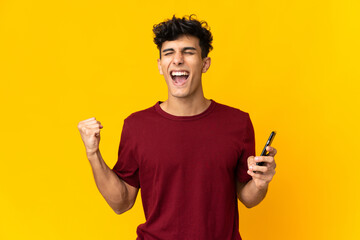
[{"x1": 157, "y1": 35, "x2": 211, "y2": 100}]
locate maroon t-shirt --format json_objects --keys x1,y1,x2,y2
[{"x1": 112, "y1": 99, "x2": 255, "y2": 240}]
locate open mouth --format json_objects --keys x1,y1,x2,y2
[{"x1": 170, "y1": 70, "x2": 189, "y2": 86}]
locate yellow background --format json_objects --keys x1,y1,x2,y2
[{"x1": 1, "y1": 0, "x2": 359, "y2": 239}]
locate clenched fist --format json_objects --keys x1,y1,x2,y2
[{"x1": 78, "y1": 117, "x2": 103, "y2": 155}]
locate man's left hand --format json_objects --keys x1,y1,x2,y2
[{"x1": 247, "y1": 146, "x2": 277, "y2": 190}]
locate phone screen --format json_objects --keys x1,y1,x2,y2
[{"x1": 257, "y1": 131, "x2": 276, "y2": 166}]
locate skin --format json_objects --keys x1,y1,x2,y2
[
  {"x1": 77, "y1": 33, "x2": 277, "y2": 215},
  {"x1": 157, "y1": 34, "x2": 212, "y2": 116},
  {"x1": 237, "y1": 146, "x2": 277, "y2": 208},
  {"x1": 77, "y1": 118, "x2": 139, "y2": 214}
]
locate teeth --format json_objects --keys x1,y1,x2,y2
[{"x1": 171, "y1": 71, "x2": 189, "y2": 76}]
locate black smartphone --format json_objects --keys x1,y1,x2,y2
[{"x1": 256, "y1": 131, "x2": 276, "y2": 166}]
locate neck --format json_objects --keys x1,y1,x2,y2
[{"x1": 160, "y1": 95, "x2": 211, "y2": 117}]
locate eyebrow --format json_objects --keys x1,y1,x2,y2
[{"x1": 162, "y1": 47, "x2": 197, "y2": 53}]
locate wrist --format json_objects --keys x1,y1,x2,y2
[
  {"x1": 252, "y1": 180, "x2": 269, "y2": 192},
  {"x1": 86, "y1": 149, "x2": 100, "y2": 160}
]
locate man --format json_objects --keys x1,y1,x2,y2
[{"x1": 78, "y1": 15, "x2": 277, "y2": 240}]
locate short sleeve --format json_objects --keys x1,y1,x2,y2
[
  {"x1": 112, "y1": 119, "x2": 140, "y2": 188},
  {"x1": 236, "y1": 113, "x2": 255, "y2": 183}
]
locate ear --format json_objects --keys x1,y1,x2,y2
[
  {"x1": 202, "y1": 57, "x2": 211, "y2": 73},
  {"x1": 157, "y1": 59, "x2": 163, "y2": 75}
]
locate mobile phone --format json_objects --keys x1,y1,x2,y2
[{"x1": 256, "y1": 131, "x2": 276, "y2": 166}]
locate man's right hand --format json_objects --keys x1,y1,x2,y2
[
  {"x1": 77, "y1": 117, "x2": 139, "y2": 214},
  {"x1": 77, "y1": 117, "x2": 103, "y2": 155}
]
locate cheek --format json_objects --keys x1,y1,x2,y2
[
  {"x1": 191, "y1": 66, "x2": 203, "y2": 77},
  {"x1": 190, "y1": 60, "x2": 204, "y2": 72},
  {"x1": 160, "y1": 61, "x2": 171, "y2": 73}
]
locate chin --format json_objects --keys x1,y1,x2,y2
[
  {"x1": 170, "y1": 93, "x2": 189, "y2": 99},
  {"x1": 169, "y1": 90, "x2": 191, "y2": 99}
]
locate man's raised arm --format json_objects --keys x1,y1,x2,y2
[{"x1": 78, "y1": 117, "x2": 139, "y2": 214}]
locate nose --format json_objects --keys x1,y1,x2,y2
[{"x1": 172, "y1": 52, "x2": 184, "y2": 65}]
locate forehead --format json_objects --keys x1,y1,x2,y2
[{"x1": 161, "y1": 35, "x2": 201, "y2": 50}]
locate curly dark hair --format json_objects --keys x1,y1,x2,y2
[{"x1": 153, "y1": 14, "x2": 213, "y2": 59}]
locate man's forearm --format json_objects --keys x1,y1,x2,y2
[
  {"x1": 237, "y1": 179, "x2": 268, "y2": 208},
  {"x1": 87, "y1": 150, "x2": 132, "y2": 214}
]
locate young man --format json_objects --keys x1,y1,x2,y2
[{"x1": 78, "y1": 15, "x2": 277, "y2": 240}]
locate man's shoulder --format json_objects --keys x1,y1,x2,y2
[
  {"x1": 214, "y1": 100, "x2": 250, "y2": 118},
  {"x1": 122, "y1": 100, "x2": 251, "y2": 125},
  {"x1": 124, "y1": 102, "x2": 159, "y2": 124}
]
